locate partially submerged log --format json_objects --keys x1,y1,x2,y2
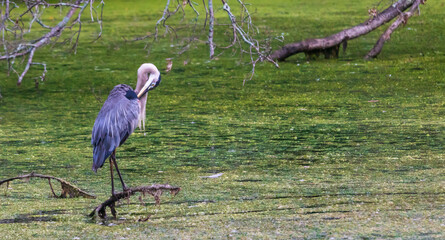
[
  {"x1": 270, "y1": 0, "x2": 425, "y2": 61},
  {"x1": 0, "y1": 172, "x2": 96, "y2": 199},
  {"x1": 89, "y1": 184, "x2": 181, "y2": 219}
]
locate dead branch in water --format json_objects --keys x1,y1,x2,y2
[
  {"x1": 270, "y1": 0, "x2": 426, "y2": 61},
  {"x1": 0, "y1": 172, "x2": 96, "y2": 199},
  {"x1": 89, "y1": 184, "x2": 181, "y2": 219}
]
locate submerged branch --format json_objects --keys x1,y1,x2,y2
[
  {"x1": 89, "y1": 184, "x2": 181, "y2": 219},
  {"x1": 0, "y1": 172, "x2": 96, "y2": 199}
]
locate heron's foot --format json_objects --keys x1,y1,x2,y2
[{"x1": 122, "y1": 185, "x2": 129, "y2": 192}]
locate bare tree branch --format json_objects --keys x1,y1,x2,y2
[
  {"x1": 1, "y1": 0, "x2": 104, "y2": 85},
  {"x1": 4, "y1": 1, "x2": 83, "y2": 85},
  {"x1": 155, "y1": 0, "x2": 172, "y2": 41},
  {"x1": 131, "y1": 0, "x2": 281, "y2": 82},
  {"x1": 220, "y1": 0, "x2": 279, "y2": 84},
  {"x1": 187, "y1": 0, "x2": 199, "y2": 17},
  {"x1": 208, "y1": 0, "x2": 215, "y2": 58}
]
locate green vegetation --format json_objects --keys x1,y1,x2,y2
[{"x1": 0, "y1": 0, "x2": 444, "y2": 238}]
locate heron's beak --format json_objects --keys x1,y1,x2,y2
[{"x1": 137, "y1": 77, "x2": 156, "y2": 99}]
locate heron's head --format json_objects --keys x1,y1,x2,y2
[{"x1": 137, "y1": 64, "x2": 161, "y2": 99}]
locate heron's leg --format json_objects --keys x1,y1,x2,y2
[
  {"x1": 109, "y1": 156, "x2": 115, "y2": 196},
  {"x1": 112, "y1": 150, "x2": 128, "y2": 191}
]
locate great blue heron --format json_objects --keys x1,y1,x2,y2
[{"x1": 91, "y1": 63, "x2": 161, "y2": 195}]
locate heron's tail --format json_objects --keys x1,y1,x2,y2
[{"x1": 92, "y1": 145, "x2": 113, "y2": 173}]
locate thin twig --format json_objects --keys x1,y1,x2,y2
[{"x1": 17, "y1": 46, "x2": 35, "y2": 85}]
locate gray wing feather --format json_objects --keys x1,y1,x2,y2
[{"x1": 91, "y1": 84, "x2": 140, "y2": 172}]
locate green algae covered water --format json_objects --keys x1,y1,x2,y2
[{"x1": 0, "y1": 0, "x2": 444, "y2": 238}]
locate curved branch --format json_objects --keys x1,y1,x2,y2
[
  {"x1": 0, "y1": 172, "x2": 96, "y2": 199},
  {"x1": 270, "y1": 0, "x2": 420, "y2": 61},
  {"x1": 89, "y1": 184, "x2": 181, "y2": 219}
]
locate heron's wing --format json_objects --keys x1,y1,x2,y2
[{"x1": 91, "y1": 86, "x2": 139, "y2": 171}]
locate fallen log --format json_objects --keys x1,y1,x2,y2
[
  {"x1": 89, "y1": 184, "x2": 181, "y2": 219},
  {"x1": 270, "y1": 0, "x2": 425, "y2": 61},
  {"x1": 0, "y1": 172, "x2": 96, "y2": 199}
]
